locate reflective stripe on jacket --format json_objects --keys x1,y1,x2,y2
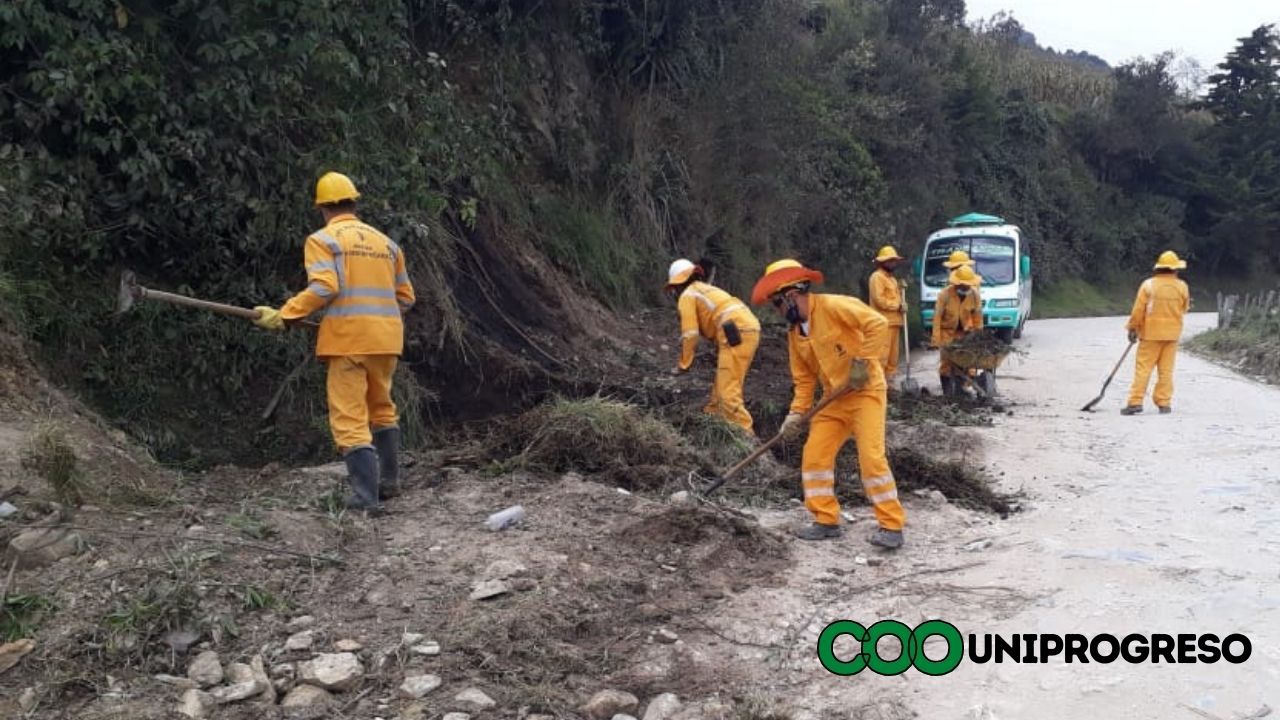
[{"x1": 281, "y1": 214, "x2": 415, "y2": 357}]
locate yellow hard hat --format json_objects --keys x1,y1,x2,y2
[
  {"x1": 950, "y1": 266, "x2": 982, "y2": 286},
  {"x1": 943, "y1": 250, "x2": 975, "y2": 269},
  {"x1": 752, "y1": 259, "x2": 824, "y2": 305},
  {"x1": 314, "y1": 172, "x2": 361, "y2": 207},
  {"x1": 1153, "y1": 250, "x2": 1187, "y2": 270},
  {"x1": 875, "y1": 245, "x2": 904, "y2": 263},
  {"x1": 666, "y1": 258, "x2": 697, "y2": 287}
]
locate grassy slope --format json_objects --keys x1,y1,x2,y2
[{"x1": 1032, "y1": 278, "x2": 1134, "y2": 319}]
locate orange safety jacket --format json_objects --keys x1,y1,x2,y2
[
  {"x1": 931, "y1": 286, "x2": 982, "y2": 348},
  {"x1": 677, "y1": 281, "x2": 760, "y2": 370},
  {"x1": 869, "y1": 269, "x2": 905, "y2": 327},
  {"x1": 787, "y1": 294, "x2": 888, "y2": 413},
  {"x1": 1126, "y1": 274, "x2": 1190, "y2": 342},
  {"x1": 281, "y1": 214, "x2": 415, "y2": 357}
]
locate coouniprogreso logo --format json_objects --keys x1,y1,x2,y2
[{"x1": 817, "y1": 620, "x2": 1253, "y2": 676}]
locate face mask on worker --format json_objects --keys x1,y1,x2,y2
[{"x1": 956, "y1": 286, "x2": 971, "y2": 298}]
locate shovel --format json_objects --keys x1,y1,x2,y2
[
  {"x1": 899, "y1": 306, "x2": 921, "y2": 395},
  {"x1": 701, "y1": 383, "x2": 855, "y2": 497},
  {"x1": 116, "y1": 270, "x2": 316, "y2": 327},
  {"x1": 1081, "y1": 341, "x2": 1136, "y2": 412}
]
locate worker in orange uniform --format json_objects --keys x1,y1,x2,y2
[
  {"x1": 868, "y1": 246, "x2": 907, "y2": 379},
  {"x1": 667, "y1": 259, "x2": 761, "y2": 434},
  {"x1": 253, "y1": 172, "x2": 415, "y2": 514},
  {"x1": 1122, "y1": 251, "x2": 1190, "y2": 415},
  {"x1": 751, "y1": 259, "x2": 905, "y2": 548},
  {"x1": 931, "y1": 265, "x2": 984, "y2": 397}
]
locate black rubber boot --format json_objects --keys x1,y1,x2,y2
[
  {"x1": 793, "y1": 523, "x2": 843, "y2": 541},
  {"x1": 373, "y1": 427, "x2": 401, "y2": 500},
  {"x1": 1158, "y1": 406, "x2": 1172, "y2": 415},
  {"x1": 869, "y1": 528, "x2": 905, "y2": 549},
  {"x1": 344, "y1": 447, "x2": 385, "y2": 515},
  {"x1": 1120, "y1": 405, "x2": 1143, "y2": 416}
]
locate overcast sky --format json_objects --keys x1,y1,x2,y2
[{"x1": 965, "y1": 0, "x2": 1279, "y2": 69}]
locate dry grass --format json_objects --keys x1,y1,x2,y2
[{"x1": 22, "y1": 423, "x2": 86, "y2": 507}]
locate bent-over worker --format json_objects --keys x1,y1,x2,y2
[
  {"x1": 253, "y1": 172, "x2": 415, "y2": 513},
  {"x1": 667, "y1": 258, "x2": 761, "y2": 434},
  {"x1": 751, "y1": 259, "x2": 905, "y2": 549},
  {"x1": 1122, "y1": 251, "x2": 1190, "y2": 415},
  {"x1": 931, "y1": 265, "x2": 983, "y2": 397}
]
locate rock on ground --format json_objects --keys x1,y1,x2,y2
[
  {"x1": 643, "y1": 693, "x2": 683, "y2": 720},
  {"x1": 410, "y1": 641, "x2": 440, "y2": 656},
  {"x1": 298, "y1": 652, "x2": 364, "y2": 692},
  {"x1": 286, "y1": 615, "x2": 316, "y2": 630},
  {"x1": 399, "y1": 674, "x2": 442, "y2": 699},
  {"x1": 469, "y1": 579, "x2": 512, "y2": 600},
  {"x1": 285, "y1": 630, "x2": 315, "y2": 651},
  {"x1": 177, "y1": 689, "x2": 212, "y2": 719},
  {"x1": 280, "y1": 684, "x2": 334, "y2": 707},
  {"x1": 186, "y1": 651, "x2": 223, "y2": 688},
  {"x1": 583, "y1": 689, "x2": 640, "y2": 720},
  {"x1": 442, "y1": 714, "x2": 471, "y2": 720},
  {"x1": 454, "y1": 687, "x2": 496, "y2": 709},
  {"x1": 7, "y1": 527, "x2": 83, "y2": 568}
]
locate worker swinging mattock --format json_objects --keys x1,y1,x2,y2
[
  {"x1": 252, "y1": 172, "x2": 415, "y2": 515},
  {"x1": 750, "y1": 259, "x2": 906, "y2": 548}
]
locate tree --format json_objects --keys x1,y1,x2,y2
[{"x1": 1192, "y1": 25, "x2": 1280, "y2": 274}]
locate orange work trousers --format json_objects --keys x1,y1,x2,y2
[
  {"x1": 800, "y1": 391, "x2": 905, "y2": 530},
  {"x1": 326, "y1": 354, "x2": 399, "y2": 453},
  {"x1": 705, "y1": 332, "x2": 759, "y2": 434},
  {"x1": 880, "y1": 325, "x2": 902, "y2": 377},
  {"x1": 1127, "y1": 340, "x2": 1178, "y2": 408}
]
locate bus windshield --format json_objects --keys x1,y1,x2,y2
[{"x1": 923, "y1": 236, "x2": 1017, "y2": 287}]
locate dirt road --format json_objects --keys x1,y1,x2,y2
[{"x1": 715, "y1": 313, "x2": 1279, "y2": 719}]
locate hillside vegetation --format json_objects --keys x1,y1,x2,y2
[{"x1": 1, "y1": 1, "x2": 1278, "y2": 463}]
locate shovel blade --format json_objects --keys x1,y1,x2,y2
[
  {"x1": 115, "y1": 270, "x2": 139, "y2": 315},
  {"x1": 1080, "y1": 396, "x2": 1103, "y2": 412},
  {"x1": 901, "y1": 379, "x2": 922, "y2": 396}
]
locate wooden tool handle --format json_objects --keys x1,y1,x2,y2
[
  {"x1": 721, "y1": 383, "x2": 855, "y2": 482},
  {"x1": 140, "y1": 288, "x2": 260, "y2": 320}
]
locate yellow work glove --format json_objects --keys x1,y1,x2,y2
[
  {"x1": 848, "y1": 358, "x2": 870, "y2": 390},
  {"x1": 1127, "y1": 329, "x2": 1138, "y2": 343},
  {"x1": 779, "y1": 412, "x2": 804, "y2": 440},
  {"x1": 253, "y1": 306, "x2": 285, "y2": 332}
]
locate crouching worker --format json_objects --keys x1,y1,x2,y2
[
  {"x1": 667, "y1": 258, "x2": 761, "y2": 434},
  {"x1": 750, "y1": 259, "x2": 905, "y2": 548},
  {"x1": 932, "y1": 265, "x2": 983, "y2": 397},
  {"x1": 252, "y1": 172, "x2": 415, "y2": 514}
]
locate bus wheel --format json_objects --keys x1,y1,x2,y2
[
  {"x1": 995, "y1": 327, "x2": 1014, "y2": 344},
  {"x1": 1013, "y1": 320, "x2": 1024, "y2": 340}
]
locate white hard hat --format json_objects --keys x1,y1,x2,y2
[{"x1": 666, "y1": 258, "x2": 697, "y2": 287}]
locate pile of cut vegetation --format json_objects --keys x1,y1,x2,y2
[
  {"x1": 887, "y1": 448, "x2": 1019, "y2": 517},
  {"x1": 486, "y1": 396, "x2": 713, "y2": 488},
  {"x1": 890, "y1": 392, "x2": 999, "y2": 426}
]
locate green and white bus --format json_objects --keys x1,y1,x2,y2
[{"x1": 915, "y1": 213, "x2": 1033, "y2": 342}]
